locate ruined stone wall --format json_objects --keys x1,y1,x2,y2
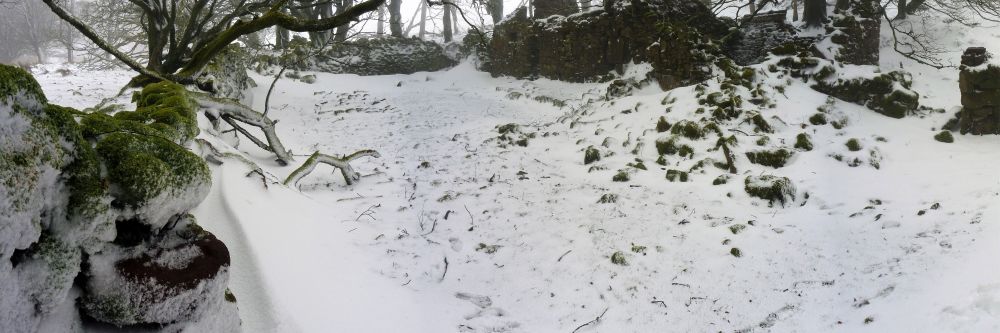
[
  {"x1": 958, "y1": 47, "x2": 1000, "y2": 134},
  {"x1": 487, "y1": 0, "x2": 733, "y2": 90}
]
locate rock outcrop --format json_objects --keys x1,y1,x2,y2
[
  {"x1": 0, "y1": 65, "x2": 238, "y2": 332},
  {"x1": 957, "y1": 47, "x2": 1000, "y2": 134},
  {"x1": 487, "y1": 0, "x2": 733, "y2": 90}
]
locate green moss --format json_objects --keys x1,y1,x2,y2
[
  {"x1": 794, "y1": 133, "x2": 813, "y2": 151},
  {"x1": 630, "y1": 244, "x2": 647, "y2": 254},
  {"x1": 656, "y1": 116, "x2": 671, "y2": 132},
  {"x1": 678, "y1": 145, "x2": 694, "y2": 158},
  {"x1": 95, "y1": 132, "x2": 210, "y2": 207},
  {"x1": 730, "y1": 247, "x2": 742, "y2": 257},
  {"x1": 756, "y1": 136, "x2": 770, "y2": 146},
  {"x1": 611, "y1": 251, "x2": 628, "y2": 265},
  {"x1": 129, "y1": 82, "x2": 199, "y2": 143},
  {"x1": 670, "y1": 120, "x2": 703, "y2": 139},
  {"x1": 497, "y1": 123, "x2": 519, "y2": 134},
  {"x1": 712, "y1": 175, "x2": 729, "y2": 185},
  {"x1": 809, "y1": 113, "x2": 828, "y2": 125},
  {"x1": 666, "y1": 169, "x2": 689, "y2": 182},
  {"x1": 934, "y1": 131, "x2": 954, "y2": 143},
  {"x1": 750, "y1": 113, "x2": 773, "y2": 133},
  {"x1": 656, "y1": 154, "x2": 667, "y2": 166},
  {"x1": 584, "y1": 146, "x2": 601, "y2": 164},
  {"x1": 612, "y1": 170, "x2": 630, "y2": 182},
  {"x1": 656, "y1": 137, "x2": 679, "y2": 155},
  {"x1": 729, "y1": 224, "x2": 746, "y2": 234},
  {"x1": 745, "y1": 175, "x2": 796, "y2": 206},
  {"x1": 745, "y1": 149, "x2": 794, "y2": 168},
  {"x1": 0, "y1": 64, "x2": 46, "y2": 103},
  {"x1": 597, "y1": 193, "x2": 618, "y2": 203},
  {"x1": 845, "y1": 138, "x2": 862, "y2": 151}
]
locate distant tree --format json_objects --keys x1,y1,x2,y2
[
  {"x1": 389, "y1": 0, "x2": 403, "y2": 36},
  {"x1": 42, "y1": 0, "x2": 384, "y2": 85}
]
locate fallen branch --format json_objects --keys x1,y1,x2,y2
[
  {"x1": 191, "y1": 92, "x2": 294, "y2": 165},
  {"x1": 571, "y1": 308, "x2": 609, "y2": 333},
  {"x1": 284, "y1": 150, "x2": 381, "y2": 187}
]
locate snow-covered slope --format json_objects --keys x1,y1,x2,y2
[{"x1": 31, "y1": 12, "x2": 1000, "y2": 333}]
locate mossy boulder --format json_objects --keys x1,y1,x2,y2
[
  {"x1": 584, "y1": 146, "x2": 601, "y2": 164},
  {"x1": 845, "y1": 138, "x2": 863, "y2": 151},
  {"x1": 665, "y1": 169, "x2": 689, "y2": 182},
  {"x1": 95, "y1": 132, "x2": 210, "y2": 228},
  {"x1": 745, "y1": 149, "x2": 793, "y2": 168},
  {"x1": 794, "y1": 133, "x2": 814, "y2": 151},
  {"x1": 671, "y1": 120, "x2": 704, "y2": 139},
  {"x1": 934, "y1": 131, "x2": 954, "y2": 143},
  {"x1": 745, "y1": 175, "x2": 796, "y2": 206}
]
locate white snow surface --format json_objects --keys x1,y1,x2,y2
[{"x1": 28, "y1": 13, "x2": 1000, "y2": 333}]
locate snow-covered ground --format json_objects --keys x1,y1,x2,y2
[{"x1": 32, "y1": 13, "x2": 1000, "y2": 333}]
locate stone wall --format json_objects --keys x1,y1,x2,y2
[
  {"x1": 729, "y1": 10, "x2": 797, "y2": 65},
  {"x1": 257, "y1": 37, "x2": 457, "y2": 76},
  {"x1": 958, "y1": 47, "x2": 1000, "y2": 134},
  {"x1": 828, "y1": 0, "x2": 880, "y2": 65},
  {"x1": 487, "y1": 0, "x2": 733, "y2": 90}
]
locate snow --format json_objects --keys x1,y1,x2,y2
[{"x1": 23, "y1": 10, "x2": 1000, "y2": 333}]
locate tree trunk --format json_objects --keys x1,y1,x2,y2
[
  {"x1": 276, "y1": 27, "x2": 290, "y2": 49},
  {"x1": 803, "y1": 0, "x2": 827, "y2": 27},
  {"x1": 389, "y1": 0, "x2": 403, "y2": 37},
  {"x1": 836, "y1": 0, "x2": 851, "y2": 11},
  {"x1": 489, "y1": 0, "x2": 503, "y2": 24},
  {"x1": 897, "y1": 0, "x2": 907, "y2": 19},
  {"x1": 418, "y1": 1, "x2": 426, "y2": 40},
  {"x1": 792, "y1": 0, "x2": 800, "y2": 21},
  {"x1": 443, "y1": 2, "x2": 453, "y2": 42},
  {"x1": 749, "y1": 0, "x2": 756, "y2": 14},
  {"x1": 378, "y1": 5, "x2": 385, "y2": 35},
  {"x1": 335, "y1": 0, "x2": 353, "y2": 41}
]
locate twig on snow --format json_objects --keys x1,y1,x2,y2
[{"x1": 571, "y1": 308, "x2": 609, "y2": 333}]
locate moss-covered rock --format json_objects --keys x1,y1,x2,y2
[
  {"x1": 794, "y1": 133, "x2": 814, "y2": 151},
  {"x1": 95, "y1": 132, "x2": 210, "y2": 228},
  {"x1": 584, "y1": 146, "x2": 601, "y2": 164},
  {"x1": 745, "y1": 175, "x2": 796, "y2": 206},
  {"x1": 611, "y1": 251, "x2": 628, "y2": 265},
  {"x1": 745, "y1": 149, "x2": 793, "y2": 168},
  {"x1": 612, "y1": 170, "x2": 630, "y2": 182},
  {"x1": 656, "y1": 116, "x2": 671, "y2": 132},
  {"x1": 845, "y1": 138, "x2": 863, "y2": 151},
  {"x1": 0, "y1": 65, "x2": 46, "y2": 103},
  {"x1": 809, "y1": 113, "x2": 827, "y2": 125},
  {"x1": 671, "y1": 120, "x2": 704, "y2": 139},
  {"x1": 665, "y1": 169, "x2": 689, "y2": 182},
  {"x1": 934, "y1": 131, "x2": 954, "y2": 143}
]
